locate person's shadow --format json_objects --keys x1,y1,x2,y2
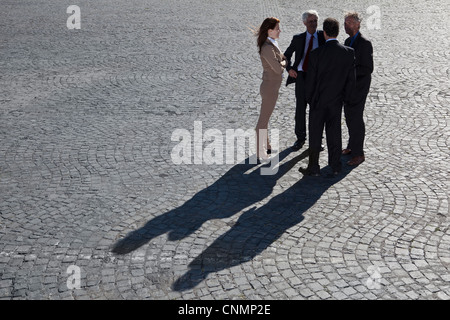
[
  {"x1": 170, "y1": 159, "x2": 354, "y2": 291},
  {"x1": 111, "y1": 148, "x2": 354, "y2": 291},
  {"x1": 111, "y1": 148, "x2": 305, "y2": 254}
]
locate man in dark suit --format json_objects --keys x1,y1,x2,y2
[
  {"x1": 283, "y1": 10, "x2": 326, "y2": 151},
  {"x1": 299, "y1": 18, "x2": 356, "y2": 177},
  {"x1": 342, "y1": 12, "x2": 374, "y2": 166}
]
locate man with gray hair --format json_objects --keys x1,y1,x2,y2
[
  {"x1": 342, "y1": 11, "x2": 374, "y2": 166},
  {"x1": 284, "y1": 10, "x2": 326, "y2": 151}
]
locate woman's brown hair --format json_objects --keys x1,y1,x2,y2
[{"x1": 256, "y1": 17, "x2": 280, "y2": 53}]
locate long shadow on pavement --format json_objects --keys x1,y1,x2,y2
[
  {"x1": 111, "y1": 148, "x2": 354, "y2": 291},
  {"x1": 171, "y1": 158, "x2": 354, "y2": 291},
  {"x1": 111, "y1": 148, "x2": 303, "y2": 254}
]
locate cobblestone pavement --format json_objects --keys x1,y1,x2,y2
[{"x1": 0, "y1": 0, "x2": 449, "y2": 300}]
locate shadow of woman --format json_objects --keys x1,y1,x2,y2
[
  {"x1": 111, "y1": 148, "x2": 306, "y2": 255},
  {"x1": 171, "y1": 162, "x2": 355, "y2": 292}
]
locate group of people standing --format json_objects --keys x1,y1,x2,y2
[{"x1": 255, "y1": 10, "x2": 373, "y2": 177}]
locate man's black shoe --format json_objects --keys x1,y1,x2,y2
[
  {"x1": 291, "y1": 140, "x2": 305, "y2": 151},
  {"x1": 298, "y1": 167, "x2": 320, "y2": 177}
]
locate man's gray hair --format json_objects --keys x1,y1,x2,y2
[
  {"x1": 302, "y1": 10, "x2": 319, "y2": 23},
  {"x1": 345, "y1": 11, "x2": 362, "y2": 22}
]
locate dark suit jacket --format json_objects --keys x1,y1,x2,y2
[
  {"x1": 283, "y1": 30, "x2": 326, "y2": 86},
  {"x1": 305, "y1": 40, "x2": 356, "y2": 109},
  {"x1": 344, "y1": 32, "x2": 373, "y2": 92}
]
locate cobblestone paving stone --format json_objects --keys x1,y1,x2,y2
[{"x1": 0, "y1": 0, "x2": 449, "y2": 299}]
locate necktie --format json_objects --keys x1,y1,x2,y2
[{"x1": 302, "y1": 35, "x2": 314, "y2": 71}]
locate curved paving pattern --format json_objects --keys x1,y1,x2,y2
[{"x1": 0, "y1": 0, "x2": 449, "y2": 299}]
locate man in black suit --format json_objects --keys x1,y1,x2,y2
[
  {"x1": 284, "y1": 10, "x2": 326, "y2": 151},
  {"x1": 342, "y1": 12, "x2": 374, "y2": 166},
  {"x1": 299, "y1": 18, "x2": 356, "y2": 177}
]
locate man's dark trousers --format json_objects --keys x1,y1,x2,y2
[
  {"x1": 344, "y1": 80, "x2": 370, "y2": 157},
  {"x1": 294, "y1": 71, "x2": 307, "y2": 142},
  {"x1": 308, "y1": 103, "x2": 343, "y2": 173}
]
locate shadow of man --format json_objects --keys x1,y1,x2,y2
[
  {"x1": 171, "y1": 162, "x2": 354, "y2": 291},
  {"x1": 111, "y1": 148, "x2": 306, "y2": 255}
]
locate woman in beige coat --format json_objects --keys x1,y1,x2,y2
[{"x1": 256, "y1": 17, "x2": 286, "y2": 162}]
